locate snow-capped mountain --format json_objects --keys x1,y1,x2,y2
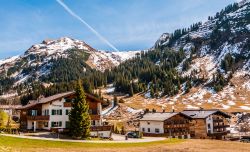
[
  {"x1": 0, "y1": 0, "x2": 249, "y2": 112},
  {"x1": 0, "y1": 37, "x2": 139, "y2": 88},
  {"x1": 155, "y1": 0, "x2": 249, "y2": 77},
  {"x1": 149, "y1": 0, "x2": 250, "y2": 111}
]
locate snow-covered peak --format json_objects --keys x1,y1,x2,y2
[
  {"x1": 154, "y1": 33, "x2": 170, "y2": 48},
  {"x1": 159, "y1": 33, "x2": 170, "y2": 41},
  {"x1": 25, "y1": 37, "x2": 95, "y2": 57},
  {"x1": 0, "y1": 55, "x2": 19, "y2": 66},
  {"x1": 155, "y1": 1, "x2": 249, "y2": 49},
  {"x1": 0, "y1": 37, "x2": 141, "y2": 86},
  {"x1": 238, "y1": 0, "x2": 250, "y2": 7}
]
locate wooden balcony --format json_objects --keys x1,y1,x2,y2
[
  {"x1": 90, "y1": 125, "x2": 113, "y2": 131},
  {"x1": 213, "y1": 119, "x2": 224, "y2": 122},
  {"x1": 27, "y1": 115, "x2": 50, "y2": 121},
  {"x1": 64, "y1": 102, "x2": 72, "y2": 107},
  {"x1": 90, "y1": 115, "x2": 101, "y2": 120},
  {"x1": 213, "y1": 125, "x2": 230, "y2": 129},
  {"x1": 164, "y1": 124, "x2": 189, "y2": 128}
]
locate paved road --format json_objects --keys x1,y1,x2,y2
[{"x1": 0, "y1": 133, "x2": 166, "y2": 143}]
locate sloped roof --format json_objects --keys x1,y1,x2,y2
[
  {"x1": 140, "y1": 112, "x2": 179, "y2": 121},
  {"x1": 38, "y1": 91, "x2": 75, "y2": 104},
  {"x1": 0, "y1": 105, "x2": 22, "y2": 109},
  {"x1": 19, "y1": 91, "x2": 101, "y2": 110},
  {"x1": 181, "y1": 109, "x2": 231, "y2": 119}
]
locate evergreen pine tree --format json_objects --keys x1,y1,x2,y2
[{"x1": 69, "y1": 80, "x2": 91, "y2": 139}]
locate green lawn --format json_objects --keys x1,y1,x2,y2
[{"x1": 0, "y1": 135, "x2": 182, "y2": 152}]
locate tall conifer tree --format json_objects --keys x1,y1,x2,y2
[{"x1": 69, "y1": 80, "x2": 90, "y2": 139}]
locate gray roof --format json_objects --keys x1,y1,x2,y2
[
  {"x1": 181, "y1": 109, "x2": 231, "y2": 119},
  {"x1": 140, "y1": 112, "x2": 178, "y2": 121}
]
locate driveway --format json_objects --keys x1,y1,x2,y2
[{"x1": 1, "y1": 133, "x2": 166, "y2": 143}]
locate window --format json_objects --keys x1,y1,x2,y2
[
  {"x1": 155, "y1": 128, "x2": 160, "y2": 133},
  {"x1": 44, "y1": 109, "x2": 49, "y2": 116},
  {"x1": 208, "y1": 124, "x2": 211, "y2": 129},
  {"x1": 44, "y1": 122, "x2": 48, "y2": 127},
  {"x1": 148, "y1": 128, "x2": 150, "y2": 132},
  {"x1": 51, "y1": 109, "x2": 62, "y2": 115},
  {"x1": 91, "y1": 120, "x2": 96, "y2": 126},
  {"x1": 142, "y1": 128, "x2": 145, "y2": 132},
  {"x1": 51, "y1": 121, "x2": 62, "y2": 127},
  {"x1": 31, "y1": 110, "x2": 37, "y2": 116},
  {"x1": 65, "y1": 109, "x2": 70, "y2": 115}
]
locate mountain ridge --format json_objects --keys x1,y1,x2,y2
[{"x1": 0, "y1": 0, "x2": 249, "y2": 113}]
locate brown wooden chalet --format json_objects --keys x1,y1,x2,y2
[
  {"x1": 181, "y1": 109, "x2": 231, "y2": 139},
  {"x1": 139, "y1": 112, "x2": 192, "y2": 138}
]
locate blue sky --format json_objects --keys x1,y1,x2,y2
[{"x1": 0, "y1": 0, "x2": 237, "y2": 59}]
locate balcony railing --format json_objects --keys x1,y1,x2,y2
[
  {"x1": 213, "y1": 119, "x2": 224, "y2": 122},
  {"x1": 164, "y1": 124, "x2": 189, "y2": 128},
  {"x1": 27, "y1": 115, "x2": 50, "y2": 121},
  {"x1": 64, "y1": 102, "x2": 72, "y2": 107},
  {"x1": 90, "y1": 115, "x2": 101, "y2": 120},
  {"x1": 213, "y1": 125, "x2": 230, "y2": 129},
  {"x1": 90, "y1": 125, "x2": 113, "y2": 131}
]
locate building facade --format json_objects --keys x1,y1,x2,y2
[
  {"x1": 181, "y1": 109, "x2": 231, "y2": 139},
  {"x1": 139, "y1": 112, "x2": 192, "y2": 138},
  {"x1": 0, "y1": 105, "x2": 21, "y2": 121},
  {"x1": 19, "y1": 91, "x2": 112, "y2": 138}
]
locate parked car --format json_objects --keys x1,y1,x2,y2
[
  {"x1": 126, "y1": 132, "x2": 139, "y2": 138},
  {"x1": 240, "y1": 137, "x2": 250, "y2": 143}
]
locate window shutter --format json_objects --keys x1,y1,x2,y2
[
  {"x1": 60, "y1": 110, "x2": 62, "y2": 115},
  {"x1": 51, "y1": 122, "x2": 54, "y2": 127},
  {"x1": 59, "y1": 121, "x2": 62, "y2": 127},
  {"x1": 52, "y1": 110, "x2": 55, "y2": 115}
]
